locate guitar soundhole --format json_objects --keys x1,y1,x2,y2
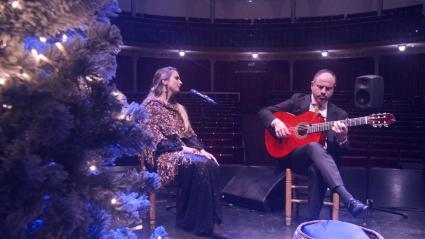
[{"x1": 296, "y1": 124, "x2": 309, "y2": 137}]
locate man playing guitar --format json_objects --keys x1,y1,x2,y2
[{"x1": 258, "y1": 69, "x2": 368, "y2": 220}]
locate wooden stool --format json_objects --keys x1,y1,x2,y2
[{"x1": 285, "y1": 168, "x2": 340, "y2": 226}]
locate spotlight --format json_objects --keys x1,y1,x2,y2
[
  {"x1": 321, "y1": 51, "x2": 328, "y2": 57},
  {"x1": 2, "y1": 104, "x2": 13, "y2": 109},
  {"x1": 179, "y1": 51, "x2": 185, "y2": 57},
  {"x1": 111, "y1": 198, "x2": 118, "y2": 205},
  {"x1": 398, "y1": 45, "x2": 406, "y2": 52},
  {"x1": 252, "y1": 53, "x2": 258, "y2": 59},
  {"x1": 248, "y1": 0, "x2": 253, "y2": 3}
]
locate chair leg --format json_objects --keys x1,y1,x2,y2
[
  {"x1": 149, "y1": 193, "x2": 156, "y2": 230},
  {"x1": 332, "y1": 192, "x2": 340, "y2": 220},
  {"x1": 295, "y1": 196, "x2": 300, "y2": 218},
  {"x1": 285, "y1": 168, "x2": 292, "y2": 226}
]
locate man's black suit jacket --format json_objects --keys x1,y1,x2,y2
[{"x1": 258, "y1": 93, "x2": 349, "y2": 164}]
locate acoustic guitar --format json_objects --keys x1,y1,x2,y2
[{"x1": 264, "y1": 111, "x2": 395, "y2": 158}]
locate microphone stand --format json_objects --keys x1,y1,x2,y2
[
  {"x1": 363, "y1": 110, "x2": 407, "y2": 226},
  {"x1": 191, "y1": 92, "x2": 217, "y2": 136},
  {"x1": 200, "y1": 99, "x2": 206, "y2": 132}
]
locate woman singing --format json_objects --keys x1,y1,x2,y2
[{"x1": 141, "y1": 67, "x2": 227, "y2": 239}]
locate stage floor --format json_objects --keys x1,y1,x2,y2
[{"x1": 143, "y1": 166, "x2": 425, "y2": 239}]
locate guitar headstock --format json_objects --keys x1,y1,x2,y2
[{"x1": 367, "y1": 113, "x2": 395, "y2": 128}]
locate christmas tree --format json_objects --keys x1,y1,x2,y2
[{"x1": 0, "y1": 0, "x2": 166, "y2": 238}]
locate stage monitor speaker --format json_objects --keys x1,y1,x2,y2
[
  {"x1": 222, "y1": 166, "x2": 285, "y2": 212},
  {"x1": 354, "y1": 75, "x2": 384, "y2": 109}
]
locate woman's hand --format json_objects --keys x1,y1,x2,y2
[
  {"x1": 199, "y1": 149, "x2": 219, "y2": 166},
  {"x1": 182, "y1": 146, "x2": 219, "y2": 166},
  {"x1": 182, "y1": 145, "x2": 198, "y2": 154}
]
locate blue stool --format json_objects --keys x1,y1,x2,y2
[{"x1": 293, "y1": 220, "x2": 384, "y2": 239}]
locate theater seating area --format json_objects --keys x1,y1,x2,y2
[{"x1": 113, "y1": 5, "x2": 424, "y2": 48}]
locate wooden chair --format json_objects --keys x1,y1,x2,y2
[
  {"x1": 149, "y1": 192, "x2": 157, "y2": 230},
  {"x1": 141, "y1": 157, "x2": 181, "y2": 230},
  {"x1": 285, "y1": 168, "x2": 340, "y2": 226}
]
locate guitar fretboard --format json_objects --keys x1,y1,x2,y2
[{"x1": 307, "y1": 116, "x2": 368, "y2": 133}]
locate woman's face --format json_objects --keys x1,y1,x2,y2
[{"x1": 163, "y1": 70, "x2": 182, "y2": 95}]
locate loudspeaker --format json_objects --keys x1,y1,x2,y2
[
  {"x1": 222, "y1": 166, "x2": 285, "y2": 212},
  {"x1": 354, "y1": 75, "x2": 384, "y2": 109}
]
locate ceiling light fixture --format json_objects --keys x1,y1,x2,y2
[{"x1": 398, "y1": 45, "x2": 406, "y2": 52}]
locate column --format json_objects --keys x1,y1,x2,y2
[
  {"x1": 210, "y1": 59, "x2": 215, "y2": 91},
  {"x1": 377, "y1": 0, "x2": 383, "y2": 16},
  {"x1": 132, "y1": 56, "x2": 138, "y2": 93},
  {"x1": 210, "y1": 0, "x2": 215, "y2": 23},
  {"x1": 291, "y1": 0, "x2": 296, "y2": 23},
  {"x1": 374, "y1": 56, "x2": 380, "y2": 75},
  {"x1": 289, "y1": 60, "x2": 294, "y2": 92},
  {"x1": 131, "y1": 0, "x2": 136, "y2": 17}
]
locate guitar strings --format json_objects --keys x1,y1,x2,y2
[
  {"x1": 279, "y1": 115, "x2": 390, "y2": 132},
  {"x1": 285, "y1": 119, "x2": 350, "y2": 131}
]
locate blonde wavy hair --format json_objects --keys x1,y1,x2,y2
[{"x1": 142, "y1": 66, "x2": 192, "y2": 131}]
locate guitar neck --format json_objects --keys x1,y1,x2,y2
[{"x1": 308, "y1": 116, "x2": 368, "y2": 133}]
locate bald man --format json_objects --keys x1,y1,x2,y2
[{"x1": 258, "y1": 69, "x2": 367, "y2": 220}]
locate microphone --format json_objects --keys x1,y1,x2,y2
[{"x1": 189, "y1": 89, "x2": 217, "y2": 105}]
